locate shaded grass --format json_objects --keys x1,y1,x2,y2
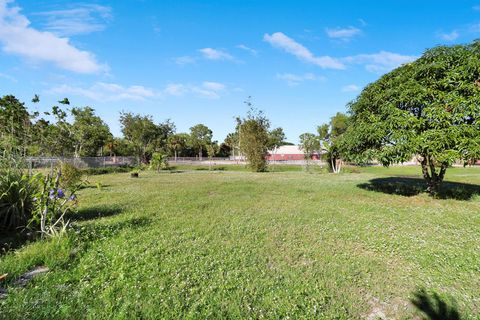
[
  {"x1": 0, "y1": 166, "x2": 479, "y2": 319},
  {"x1": 358, "y1": 177, "x2": 480, "y2": 200},
  {"x1": 168, "y1": 163, "x2": 330, "y2": 173},
  {"x1": 411, "y1": 288, "x2": 461, "y2": 320}
]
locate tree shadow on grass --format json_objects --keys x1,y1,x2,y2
[
  {"x1": 78, "y1": 184, "x2": 111, "y2": 190},
  {"x1": 357, "y1": 177, "x2": 480, "y2": 200},
  {"x1": 68, "y1": 205, "x2": 124, "y2": 221},
  {"x1": 1, "y1": 206, "x2": 125, "y2": 255},
  {"x1": 411, "y1": 288, "x2": 461, "y2": 320},
  {"x1": 194, "y1": 166, "x2": 226, "y2": 171}
]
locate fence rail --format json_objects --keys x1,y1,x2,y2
[
  {"x1": 25, "y1": 156, "x2": 326, "y2": 168},
  {"x1": 26, "y1": 156, "x2": 137, "y2": 169},
  {"x1": 168, "y1": 157, "x2": 327, "y2": 166},
  {"x1": 168, "y1": 157, "x2": 231, "y2": 162}
]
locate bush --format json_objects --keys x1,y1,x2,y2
[
  {"x1": 238, "y1": 110, "x2": 270, "y2": 172},
  {"x1": 82, "y1": 166, "x2": 132, "y2": 175},
  {"x1": 30, "y1": 169, "x2": 78, "y2": 238},
  {"x1": 58, "y1": 162, "x2": 83, "y2": 190},
  {"x1": 150, "y1": 152, "x2": 169, "y2": 172},
  {"x1": 0, "y1": 155, "x2": 38, "y2": 231},
  {"x1": 0, "y1": 155, "x2": 80, "y2": 235}
]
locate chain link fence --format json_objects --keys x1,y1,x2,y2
[
  {"x1": 26, "y1": 156, "x2": 137, "y2": 169},
  {"x1": 26, "y1": 156, "x2": 330, "y2": 169},
  {"x1": 168, "y1": 157, "x2": 327, "y2": 166}
]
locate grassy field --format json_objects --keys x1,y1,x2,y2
[{"x1": 1, "y1": 165, "x2": 479, "y2": 319}]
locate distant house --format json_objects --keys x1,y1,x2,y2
[{"x1": 266, "y1": 145, "x2": 320, "y2": 161}]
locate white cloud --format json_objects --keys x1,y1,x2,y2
[
  {"x1": 202, "y1": 81, "x2": 225, "y2": 91},
  {"x1": 263, "y1": 32, "x2": 345, "y2": 69},
  {"x1": 163, "y1": 83, "x2": 187, "y2": 96},
  {"x1": 176, "y1": 47, "x2": 241, "y2": 65},
  {"x1": 344, "y1": 51, "x2": 417, "y2": 73},
  {"x1": 473, "y1": 5, "x2": 480, "y2": 11},
  {"x1": 198, "y1": 48, "x2": 234, "y2": 61},
  {"x1": 34, "y1": 4, "x2": 112, "y2": 36},
  {"x1": 50, "y1": 80, "x2": 230, "y2": 101},
  {"x1": 49, "y1": 82, "x2": 156, "y2": 102},
  {"x1": 163, "y1": 81, "x2": 227, "y2": 99},
  {"x1": 276, "y1": 73, "x2": 324, "y2": 86},
  {"x1": 342, "y1": 84, "x2": 360, "y2": 92},
  {"x1": 437, "y1": 30, "x2": 459, "y2": 41},
  {"x1": 174, "y1": 56, "x2": 196, "y2": 65},
  {"x1": 263, "y1": 31, "x2": 416, "y2": 74},
  {"x1": 190, "y1": 87, "x2": 220, "y2": 99},
  {"x1": 236, "y1": 44, "x2": 258, "y2": 55},
  {"x1": 0, "y1": 0, "x2": 105, "y2": 74},
  {"x1": 325, "y1": 27, "x2": 361, "y2": 41}
]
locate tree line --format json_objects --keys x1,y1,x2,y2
[{"x1": 0, "y1": 95, "x2": 289, "y2": 165}]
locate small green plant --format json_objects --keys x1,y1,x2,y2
[
  {"x1": 57, "y1": 162, "x2": 83, "y2": 190},
  {"x1": 130, "y1": 168, "x2": 140, "y2": 178},
  {"x1": 150, "y1": 152, "x2": 169, "y2": 172}
]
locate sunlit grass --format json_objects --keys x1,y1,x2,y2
[{"x1": 1, "y1": 166, "x2": 479, "y2": 319}]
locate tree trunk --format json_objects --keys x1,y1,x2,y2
[
  {"x1": 420, "y1": 155, "x2": 447, "y2": 196},
  {"x1": 335, "y1": 159, "x2": 342, "y2": 173},
  {"x1": 174, "y1": 150, "x2": 177, "y2": 162},
  {"x1": 331, "y1": 157, "x2": 341, "y2": 173}
]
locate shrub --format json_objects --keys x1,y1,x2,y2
[
  {"x1": 150, "y1": 152, "x2": 169, "y2": 172},
  {"x1": 0, "y1": 154, "x2": 80, "y2": 236},
  {"x1": 30, "y1": 169, "x2": 78, "y2": 238},
  {"x1": 0, "y1": 155, "x2": 38, "y2": 231},
  {"x1": 58, "y1": 162, "x2": 83, "y2": 190},
  {"x1": 238, "y1": 108, "x2": 270, "y2": 172}
]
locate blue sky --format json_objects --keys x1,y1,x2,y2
[{"x1": 1, "y1": 0, "x2": 479, "y2": 143}]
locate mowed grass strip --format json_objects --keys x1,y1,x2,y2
[{"x1": 0, "y1": 167, "x2": 479, "y2": 319}]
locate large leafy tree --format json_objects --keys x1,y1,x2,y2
[
  {"x1": 119, "y1": 112, "x2": 159, "y2": 163},
  {"x1": 224, "y1": 132, "x2": 240, "y2": 158},
  {"x1": 167, "y1": 133, "x2": 189, "y2": 161},
  {"x1": 318, "y1": 112, "x2": 349, "y2": 173},
  {"x1": 71, "y1": 107, "x2": 112, "y2": 157},
  {"x1": 153, "y1": 119, "x2": 176, "y2": 153},
  {"x1": 267, "y1": 127, "x2": 287, "y2": 150},
  {"x1": 189, "y1": 124, "x2": 213, "y2": 160},
  {"x1": 0, "y1": 95, "x2": 32, "y2": 155},
  {"x1": 217, "y1": 142, "x2": 232, "y2": 158},
  {"x1": 104, "y1": 137, "x2": 136, "y2": 156},
  {"x1": 343, "y1": 41, "x2": 480, "y2": 194},
  {"x1": 34, "y1": 104, "x2": 75, "y2": 156}
]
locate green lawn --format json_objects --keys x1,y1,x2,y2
[{"x1": 1, "y1": 166, "x2": 479, "y2": 319}]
